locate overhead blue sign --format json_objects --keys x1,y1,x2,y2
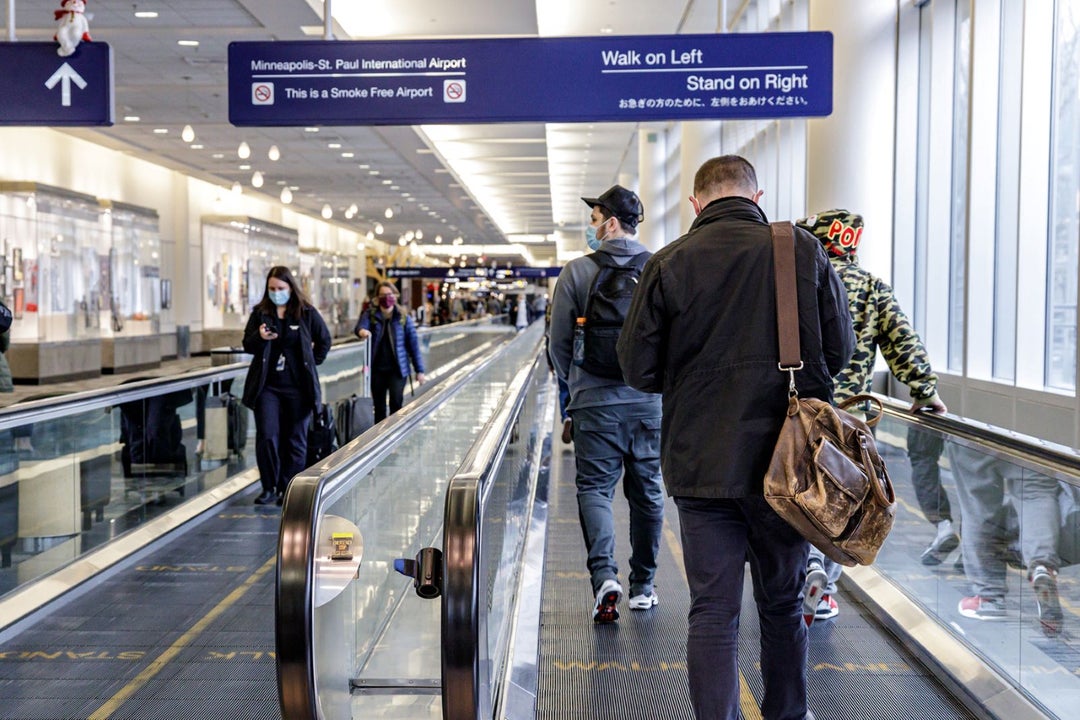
[
  {"x1": 228, "y1": 33, "x2": 831, "y2": 126},
  {"x1": 0, "y1": 42, "x2": 113, "y2": 126},
  {"x1": 386, "y1": 266, "x2": 561, "y2": 280}
]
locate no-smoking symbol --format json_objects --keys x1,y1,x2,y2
[
  {"x1": 252, "y1": 82, "x2": 274, "y2": 105},
  {"x1": 443, "y1": 79, "x2": 466, "y2": 103}
]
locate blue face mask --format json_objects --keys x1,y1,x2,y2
[
  {"x1": 585, "y1": 225, "x2": 603, "y2": 251},
  {"x1": 269, "y1": 288, "x2": 290, "y2": 306}
]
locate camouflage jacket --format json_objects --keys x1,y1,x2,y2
[{"x1": 830, "y1": 256, "x2": 939, "y2": 405}]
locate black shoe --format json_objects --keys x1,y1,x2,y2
[
  {"x1": 254, "y1": 490, "x2": 276, "y2": 505},
  {"x1": 276, "y1": 492, "x2": 284, "y2": 507}
]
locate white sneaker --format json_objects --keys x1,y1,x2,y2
[
  {"x1": 920, "y1": 519, "x2": 960, "y2": 565},
  {"x1": 802, "y1": 561, "x2": 828, "y2": 627},
  {"x1": 628, "y1": 591, "x2": 658, "y2": 611},
  {"x1": 592, "y1": 579, "x2": 623, "y2": 623}
]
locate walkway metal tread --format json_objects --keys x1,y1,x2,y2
[
  {"x1": 539, "y1": 438, "x2": 976, "y2": 720},
  {"x1": 0, "y1": 491, "x2": 281, "y2": 720}
]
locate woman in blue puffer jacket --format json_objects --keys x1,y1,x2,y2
[{"x1": 354, "y1": 281, "x2": 426, "y2": 422}]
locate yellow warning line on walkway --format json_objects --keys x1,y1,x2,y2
[
  {"x1": 663, "y1": 518, "x2": 762, "y2": 719},
  {"x1": 87, "y1": 554, "x2": 278, "y2": 720}
]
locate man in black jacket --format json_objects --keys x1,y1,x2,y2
[{"x1": 619, "y1": 155, "x2": 853, "y2": 720}]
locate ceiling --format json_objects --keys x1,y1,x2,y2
[{"x1": 10, "y1": 0, "x2": 730, "y2": 266}]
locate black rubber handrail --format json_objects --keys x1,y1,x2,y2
[
  {"x1": 0, "y1": 340, "x2": 368, "y2": 432},
  {"x1": 441, "y1": 353, "x2": 543, "y2": 720},
  {"x1": 274, "y1": 328, "x2": 535, "y2": 720},
  {"x1": 875, "y1": 394, "x2": 1080, "y2": 485}
]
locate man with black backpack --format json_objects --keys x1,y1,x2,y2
[{"x1": 548, "y1": 184, "x2": 664, "y2": 624}]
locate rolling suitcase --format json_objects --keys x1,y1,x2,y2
[
  {"x1": 306, "y1": 403, "x2": 337, "y2": 467},
  {"x1": 119, "y1": 388, "x2": 192, "y2": 478},
  {"x1": 335, "y1": 394, "x2": 375, "y2": 447},
  {"x1": 203, "y1": 395, "x2": 229, "y2": 461},
  {"x1": 225, "y1": 393, "x2": 248, "y2": 454}
]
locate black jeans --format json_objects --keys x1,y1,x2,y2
[
  {"x1": 371, "y1": 371, "x2": 407, "y2": 423},
  {"x1": 906, "y1": 425, "x2": 951, "y2": 524},
  {"x1": 254, "y1": 385, "x2": 311, "y2": 494},
  {"x1": 675, "y1": 495, "x2": 811, "y2": 720}
]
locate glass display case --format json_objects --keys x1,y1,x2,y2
[
  {"x1": 99, "y1": 200, "x2": 163, "y2": 372},
  {"x1": 0, "y1": 182, "x2": 108, "y2": 381},
  {"x1": 301, "y1": 250, "x2": 351, "y2": 337},
  {"x1": 200, "y1": 217, "x2": 300, "y2": 351}
]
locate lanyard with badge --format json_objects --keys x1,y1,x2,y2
[{"x1": 274, "y1": 323, "x2": 301, "y2": 372}]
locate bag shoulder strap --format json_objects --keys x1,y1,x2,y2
[
  {"x1": 586, "y1": 251, "x2": 613, "y2": 268},
  {"x1": 770, "y1": 222, "x2": 802, "y2": 371}
]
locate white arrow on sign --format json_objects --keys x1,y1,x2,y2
[{"x1": 44, "y1": 62, "x2": 88, "y2": 107}]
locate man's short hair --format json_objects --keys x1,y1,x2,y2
[{"x1": 693, "y1": 155, "x2": 758, "y2": 196}]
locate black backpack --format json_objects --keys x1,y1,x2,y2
[{"x1": 576, "y1": 251, "x2": 650, "y2": 379}]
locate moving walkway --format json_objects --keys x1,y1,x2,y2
[{"x1": 1, "y1": 317, "x2": 1078, "y2": 719}]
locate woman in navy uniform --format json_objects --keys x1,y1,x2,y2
[{"x1": 242, "y1": 266, "x2": 331, "y2": 505}]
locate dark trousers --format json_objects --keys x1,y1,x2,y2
[
  {"x1": 906, "y1": 425, "x2": 951, "y2": 524},
  {"x1": 570, "y1": 403, "x2": 664, "y2": 596},
  {"x1": 254, "y1": 385, "x2": 311, "y2": 494},
  {"x1": 675, "y1": 495, "x2": 811, "y2": 720},
  {"x1": 371, "y1": 371, "x2": 407, "y2": 423}
]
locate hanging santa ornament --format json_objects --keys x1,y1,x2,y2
[{"x1": 54, "y1": 0, "x2": 92, "y2": 58}]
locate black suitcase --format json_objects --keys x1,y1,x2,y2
[
  {"x1": 306, "y1": 403, "x2": 337, "y2": 467},
  {"x1": 224, "y1": 393, "x2": 248, "y2": 453},
  {"x1": 335, "y1": 394, "x2": 375, "y2": 447},
  {"x1": 119, "y1": 388, "x2": 192, "y2": 478}
]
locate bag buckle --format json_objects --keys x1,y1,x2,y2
[{"x1": 778, "y1": 362, "x2": 803, "y2": 397}]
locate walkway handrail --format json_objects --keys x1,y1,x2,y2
[
  {"x1": 441, "y1": 353, "x2": 544, "y2": 720},
  {"x1": 275, "y1": 329, "x2": 533, "y2": 720},
  {"x1": 851, "y1": 392, "x2": 1080, "y2": 720},
  {"x1": 0, "y1": 335, "x2": 372, "y2": 432},
  {"x1": 875, "y1": 394, "x2": 1080, "y2": 484}
]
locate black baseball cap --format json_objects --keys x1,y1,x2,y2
[{"x1": 581, "y1": 185, "x2": 644, "y2": 228}]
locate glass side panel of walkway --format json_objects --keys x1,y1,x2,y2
[{"x1": 289, "y1": 374, "x2": 1080, "y2": 719}]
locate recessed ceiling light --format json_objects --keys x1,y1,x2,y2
[
  {"x1": 211, "y1": 153, "x2": 224, "y2": 159},
  {"x1": 328, "y1": 143, "x2": 342, "y2": 149},
  {"x1": 177, "y1": 40, "x2": 199, "y2": 47},
  {"x1": 304, "y1": 127, "x2": 319, "y2": 132},
  {"x1": 382, "y1": 179, "x2": 392, "y2": 185},
  {"x1": 134, "y1": 11, "x2": 158, "y2": 19},
  {"x1": 369, "y1": 170, "x2": 379, "y2": 175},
  {"x1": 341, "y1": 152, "x2": 354, "y2": 158},
  {"x1": 238, "y1": 164, "x2": 251, "y2": 170},
  {"x1": 191, "y1": 144, "x2": 204, "y2": 149},
  {"x1": 152, "y1": 128, "x2": 168, "y2": 134},
  {"x1": 123, "y1": 115, "x2": 140, "y2": 122}
]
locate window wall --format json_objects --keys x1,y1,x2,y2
[
  {"x1": 720, "y1": 0, "x2": 808, "y2": 224},
  {"x1": 901, "y1": 0, "x2": 1080, "y2": 408},
  {"x1": 1048, "y1": 0, "x2": 1080, "y2": 390}
]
